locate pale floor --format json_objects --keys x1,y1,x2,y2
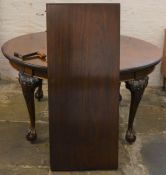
[{"x1": 0, "y1": 80, "x2": 166, "y2": 175}]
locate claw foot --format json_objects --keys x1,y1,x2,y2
[
  {"x1": 26, "y1": 128, "x2": 37, "y2": 142},
  {"x1": 125, "y1": 129, "x2": 136, "y2": 144}
]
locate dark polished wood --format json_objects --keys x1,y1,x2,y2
[
  {"x1": 1, "y1": 27, "x2": 161, "y2": 144},
  {"x1": 47, "y1": 4, "x2": 120, "y2": 171},
  {"x1": 1, "y1": 32, "x2": 161, "y2": 80},
  {"x1": 18, "y1": 72, "x2": 42, "y2": 141},
  {"x1": 125, "y1": 76, "x2": 149, "y2": 144}
]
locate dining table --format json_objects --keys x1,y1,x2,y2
[{"x1": 1, "y1": 31, "x2": 162, "y2": 144}]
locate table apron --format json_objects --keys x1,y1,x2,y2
[
  {"x1": 120, "y1": 66, "x2": 155, "y2": 81},
  {"x1": 10, "y1": 61, "x2": 155, "y2": 81}
]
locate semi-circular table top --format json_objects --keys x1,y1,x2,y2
[{"x1": 1, "y1": 32, "x2": 162, "y2": 81}]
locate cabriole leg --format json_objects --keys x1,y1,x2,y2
[
  {"x1": 125, "y1": 76, "x2": 149, "y2": 144},
  {"x1": 18, "y1": 72, "x2": 40, "y2": 142}
]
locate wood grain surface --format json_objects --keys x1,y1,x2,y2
[
  {"x1": 47, "y1": 3, "x2": 120, "y2": 171},
  {"x1": 1, "y1": 32, "x2": 161, "y2": 81}
]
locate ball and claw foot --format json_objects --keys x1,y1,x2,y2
[
  {"x1": 35, "y1": 89, "x2": 43, "y2": 101},
  {"x1": 26, "y1": 128, "x2": 37, "y2": 142},
  {"x1": 125, "y1": 129, "x2": 136, "y2": 144}
]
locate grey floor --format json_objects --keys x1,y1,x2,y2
[{"x1": 0, "y1": 80, "x2": 166, "y2": 175}]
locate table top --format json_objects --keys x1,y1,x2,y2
[{"x1": 1, "y1": 32, "x2": 162, "y2": 80}]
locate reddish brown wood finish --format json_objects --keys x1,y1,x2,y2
[
  {"x1": 1, "y1": 32, "x2": 161, "y2": 81},
  {"x1": 47, "y1": 4, "x2": 120, "y2": 171},
  {"x1": 1, "y1": 18, "x2": 162, "y2": 152},
  {"x1": 1, "y1": 24, "x2": 161, "y2": 147}
]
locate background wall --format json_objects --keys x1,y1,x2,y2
[{"x1": 0, "y1": 0, "x2": 166, "y2": 86}]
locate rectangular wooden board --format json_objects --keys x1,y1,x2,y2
[{"x1": 47, "y1": 3, "x2": 120, "y2": 171}]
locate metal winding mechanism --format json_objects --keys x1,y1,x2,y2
[{"x1": 14, "y1": 51, "x2": 46, "y2": 62}]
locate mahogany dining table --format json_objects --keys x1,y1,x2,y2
[{"x1": 1, "y1": 32, "x2": 161, "y2": 143}]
